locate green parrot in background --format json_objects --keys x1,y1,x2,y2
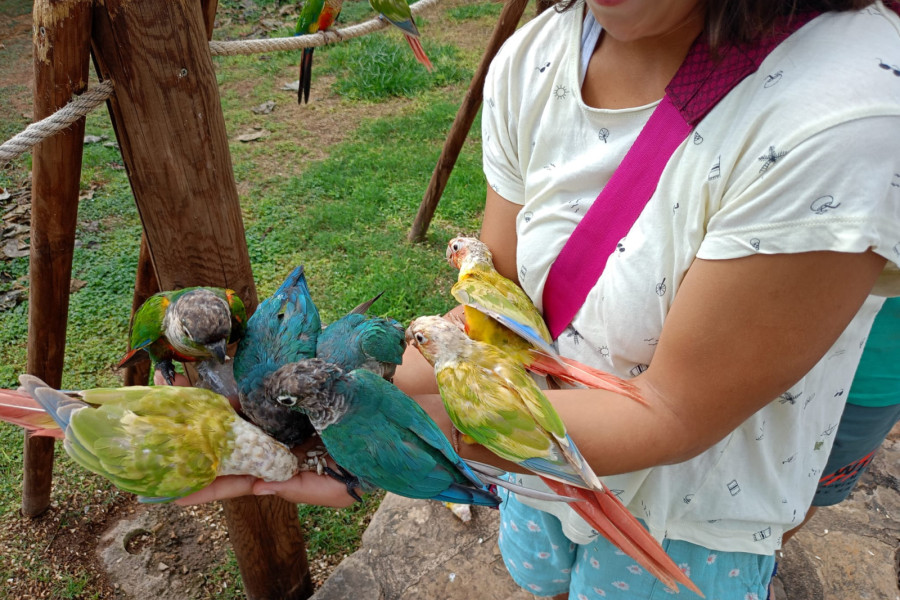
[
  {"x1": 117, "y1": 287, "x2": 247, "y2": 386},
  {"x1": 368, "y1": 0, "x2": 433, "y2": 71},
  {"x1": 263, "y1": 357, "x2": 500, "y2": 506},
  {"x1": 233, "y1": 266, "x2": 321, "y2": 447},
  {"x1": 407, "y1": 316, "x2": 703, "y2": 596},
  {"x1": 8, "y1": 375, "x2": 298, "y2": 503},
  {"x1": 295, "y1": 0, "x2": 344, "y2": 104}
]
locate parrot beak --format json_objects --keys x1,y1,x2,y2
[{"x1": 206, "y1": 339, "x2": 228, "y2": 363}]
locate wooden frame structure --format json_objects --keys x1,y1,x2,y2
[{"x1": 22, "y1": 0, "x2": 543, "y2": 596}]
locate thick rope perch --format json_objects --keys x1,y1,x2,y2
[
  {"x1": 209, "y1": 0, "x2": 442, "y2": 56},
  {"x1": 0, "y1": 80, "x2": 114, "y2": 166}
]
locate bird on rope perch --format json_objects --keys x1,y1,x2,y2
[{"x1": 208, "y1": 0, "x2": 442, "y2": 57}]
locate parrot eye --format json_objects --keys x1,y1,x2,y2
[
  {"x1": 413, "y1": 332, "x2": 427, "y2": 345},
  {"x1": 276, "y1": 395, "x2": 298, "y2": 407},
  {"x1": 451, "y1": 242, "x2": 461, "y2": 253}
]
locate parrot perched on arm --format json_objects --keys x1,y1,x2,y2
[
  {"x1": 117, "y1": 287, "x2": 247, "y2": 387},
  {"x1": 295, "y1": 0, "x2": 344, "y2": 104},
  {"x1": 445, "y1": 236, "x2": 643, "y2": 402},
  {"x1": 7, "y1": 375, "x2": 298, "y2": 503},
  {"x1": 368, "y1": 0, "x2": 433, "y2": 71},
  {"x1": 406, "y1": 316, "x2": 703, "y2": 597},
  {"x1": 233, "y1": 265, "x2": 321, "y2": 447},
  {"x1": 315, "y1": 292, "x2": 407, "y2": 380},
  {"x1": 263, "y1": 357, "x2": 500, "y2": 506}
]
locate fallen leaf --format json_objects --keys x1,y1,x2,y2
[
  {"x1": 236, "y1": 130, "x2": 269, "y2": 142},
  {"x1": 0, "y1": 290, "x2": 24, "y2": 312},
  {"x1": 2, "y1": 238, "x2": 29, "y2": 259},
  {"x1": 251, "y1": 100, "x2": 277, "y2": 115},
  {"x1": 0, "y1": 189, "x2": 9, "y2": 201},
  {"x1": 70, "y1": 279, "x2": 87, "y2": 293},
  {"x1": 282, "y1": 80, "x2": 301, "y2": 92},
  {"x1": 83, "y1": 134, "x2": 108, "y2": 144}
]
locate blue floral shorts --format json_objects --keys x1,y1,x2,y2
[{"x1": 498, "y1": 488, "x2": 775, "y2": 600}]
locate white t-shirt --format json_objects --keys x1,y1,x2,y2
[{"x1": 482, "y1": 1, "x2": 900, "y2": 554}]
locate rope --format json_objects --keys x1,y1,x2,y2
[
  {"x1": 0, "y1": 0, "x2": 443, "y2": 163},
  {"x1": 209, "y1": 0, "x2": 442, "y2": 56},
  {"x1": 0, "y1": 80, "x2": 114, "y2": 166}
]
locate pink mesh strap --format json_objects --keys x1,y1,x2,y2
[{"x1": 542, "y1": 10, "x2": 828, "y2": 339}]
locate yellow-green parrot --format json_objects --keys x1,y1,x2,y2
[
  {"x1": 5, "y1": 375, "x2": 298, "y2": 503},
  {"x1": 445, "y1": 236, "x2": 643, "y2": 402},
  {"x1": 406, "y1": 316, "x2": 703, "y2": 596}
]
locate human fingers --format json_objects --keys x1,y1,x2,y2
[
  {"x1": 173, "y1": 475, "x2": 257, "y2": 505},
  {"x1": 253, "y1": 471, "x2": 360, "y2": 508},
  {"x1": 153, "y1": 370, "x2": 192, "y2": 387}
]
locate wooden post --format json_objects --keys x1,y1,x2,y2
[
  {"x1": 408, "y1": 0, "x2": 529, "y2": 243},
  {"x1": 123, "y1": 234, "x2": 159, "y2": 386},
  {"x1": 23, "y1": 0, "x2": 94, "y2": 518},
  {"x1": 89, "y1": 0, "x2": 313, "y2": 597}
]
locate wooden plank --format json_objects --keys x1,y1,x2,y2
[
  {"x1": 408, "y1": 0, "x2": 530, "y2": 242},
  {"x1": 89, "y1": 0, "x2": 313, "y2": 597},
  {"x1": 123, "y1": 233, "x2": 159, "y2": 386},
  {"x1": 23, "y1": 0, "x2": 93, "y2": 518}
]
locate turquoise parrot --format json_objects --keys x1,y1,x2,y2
[
  {"x1": 117, "y1": 287, "x2": 247, "y2": 386},
  {"x1": 7, "y1": 375, "x2": 298, "y2": 503},
  {"x1": 315, "y1": 292, "x2": 406, "y2": 380},
  {"x1": 233, "y1": 265, "x2": 321, "y2": 446},
  {"x1": 406, "y1": 316, "x2": 703, "y2": 596},
  {"x1": 446, "y1": 236, "x2": 643, "y2": 401},
  {"x1": 264, "y1": 357, "x2": 500, "y2": 506},
  {"x1": 295, "y1": 0, "x2": 344, "y2": 104},
  {"x1": 368, "y1": 0, "x2": 433, "y2": 71}
]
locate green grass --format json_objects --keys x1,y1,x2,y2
[
  {"x1": 447, "y1": 1, "x2": 504, "y2": 20},
  {"x1": 322, "y1": 30, "x2": 470, "y2": 101}
]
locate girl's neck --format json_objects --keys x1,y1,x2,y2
[{"x1": 581, "y1": 8, "x2": 704, "y2": 110}]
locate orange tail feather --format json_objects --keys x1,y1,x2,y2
[
  {"x1": 403, "y1": 34, "x2": 433, "y2": 71},
  {"x1": 0, "y1": 389, "x2": 64, "y2": 438},
  {"x1": 540, "y1": 477, "x2": 704, "y2": 597},
  {"x1": 527, "y1": 352, "x2": 647, "y2": 405}
]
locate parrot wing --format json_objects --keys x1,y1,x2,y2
[{"x1": 451, "y1": 269, "x2": 557, "y2": 357}]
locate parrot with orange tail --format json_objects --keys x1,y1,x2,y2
[
  {"x1": 295, "y1": 0, "x2": 344, "y2": 104},
  {"x1": 446, "y1": 236, "x2": 643, "y2": 402},
  {"x1": 369, "y1": 0, "x2": 433, "y2": 72},
  {"x1": 0, "y1": 376, "x2": 298, "y2": 503},
  {"x1": 407, "y1": 316, "x2": 704, "y2": 597}
]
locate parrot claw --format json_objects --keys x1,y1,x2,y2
[
  {"x1": 324, "y1": 465, "x2": 363, "y2": 502},
  {"x1": 156, "y1": 361, "x2": 177, "y2": 386}
]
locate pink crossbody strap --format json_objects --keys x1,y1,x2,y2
[{"x1": 542, "y1": 10, "x2": 827, "y2": 339}]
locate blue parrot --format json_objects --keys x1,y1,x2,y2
[
  {"x1": 263, "y1": 357, "x2": 500, "y2": 506},
  {"x1": 233, "y1": 265, "x2": 321, "y2": 446},
  {"x1": 315, "y1": 292, "x2": 406, "y2": 381}
]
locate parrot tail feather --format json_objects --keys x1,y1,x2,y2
[
  {"x1": 540, "y1": 477, "x2": 705, "y2": 597},
  {"x1": 404, "y1": 34, "x2": 433, "y2": 71},
  {"x1": 299, "y1": 48, "x2": 314, "y2": 104},
  {"x1": 527, "y1": 352, "x2": 647, "y2": 405},
  {"x1": 19, "y1": 374, "x2": 87, "y2": 432},
  {"x1": 349, "y1": 290, "x2": 384, "y2": 315},
  {"x1": 0, "y1": 388, "x2": 64, "y2": 438},
  {"x1": 116, "y1": 347, "x2": 149, "y2": 370},
  {"x1": 436, "y1": 482, "x2": 501, "y2": 507}
]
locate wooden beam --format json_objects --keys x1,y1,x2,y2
[
  {"x1": 89, "y1": 0, "x2": 313, "y2": 597},
  {"x1": 123, "y1": 234, "x2": 158, "y2": 386},
  {"x1": 408, "y1": 0, "x2": 529, "y2": 243},
  {"x1": 23, "y1": 0, "x2": 93, "y2": 518}
]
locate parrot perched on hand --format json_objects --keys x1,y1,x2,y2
[
  {"x1": 407, "y1": 316, "x2": 703, "y2": 597},
  {"x1": 315, "y1": 292, "x2": 406, "y2": 381},
  {"x1": 233, "y1": 265, "x2": 321, "y2": 446},
  {"x1": 446, "y1": 236, "x2": 643, "y2": 402},
  {"x1": 295, "y1": 0, "x2": 344, "y2": 104},
  {"x1": 117, "y1": 287, "x2": 247, "y2": 386},
  {"x1": 5, "y1": 375, "x2": 298, "y2": 503},
  {"x1": 369, "y1": 0, "x2": 433, "y2": 72},
  {"x1": 264, "y1": 357, "x2": 501, "y2": 506}
]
